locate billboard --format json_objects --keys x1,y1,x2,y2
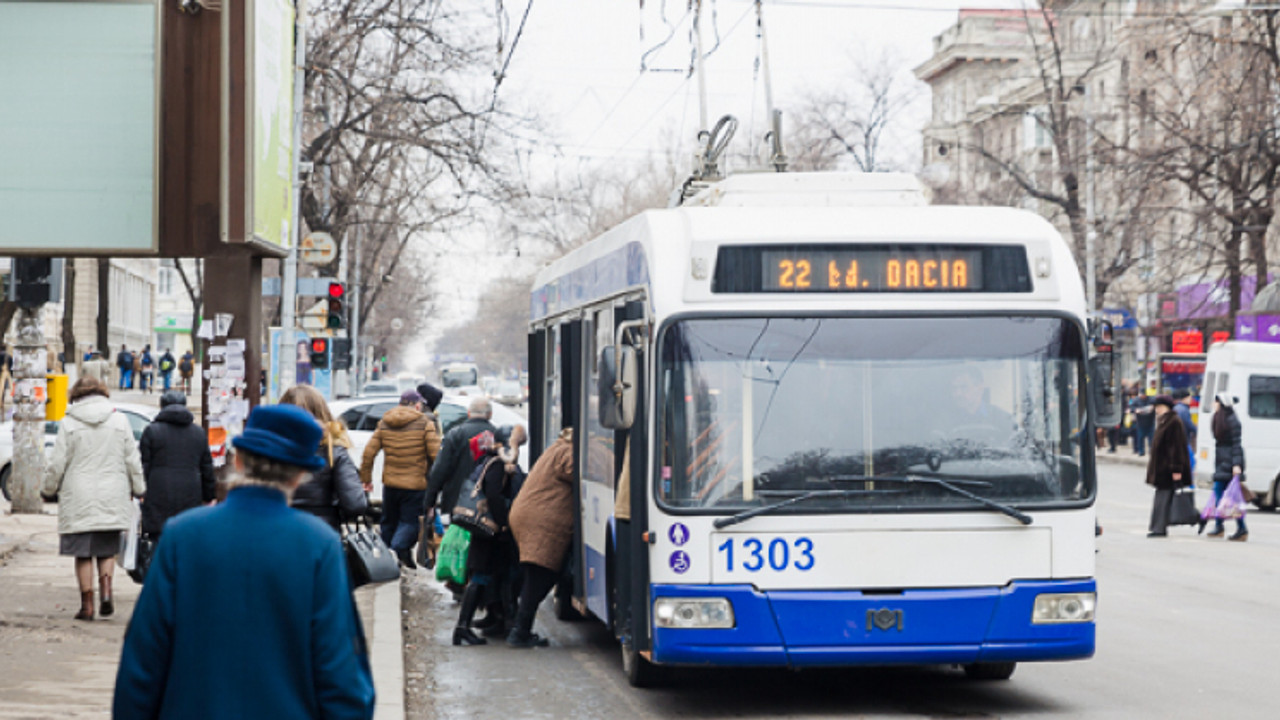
[
  {"x1": 0, "y1": 0, "x2": 160, "y2": 254},
  {"x1": 247, "y1": 0, "x2": 294, "y2": 249}
]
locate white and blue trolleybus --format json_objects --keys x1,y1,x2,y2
[{"x1": 526, "y1": 173, "x2": 1121, "y2": 686}]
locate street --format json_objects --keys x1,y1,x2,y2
[{"x1": 402, "y1": 456, "x2": 1280, "y2": 719}]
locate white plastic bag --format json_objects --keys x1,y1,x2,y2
[{"x1": 119, "y1": 499, "x2": 141, "y2": 571}]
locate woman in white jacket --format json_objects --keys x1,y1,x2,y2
[{"x1": 42, "y1": 376, "x2": 144, "y2": 620}]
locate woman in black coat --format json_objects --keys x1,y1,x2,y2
[
  {"x1": 1145, "y1": 395, "x2": 1190, "y2": 537},
  {"x1": 452, "y1": 430, "x2": 521, "y2": 646},
  {"x1": 140, "y1": 391, "x2": 216, "y2": 537},
  {"x1": 1205, "y1": 394, "x2": 1248, "y2": 541},
  {"x1": 281, "y1": 385, "x2": 369, "y2": 530}
]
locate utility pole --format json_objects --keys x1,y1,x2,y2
[
  {"x1": 280, "y1": 0, "x2": 307, "y2": 394},
  {"x1": 1084, "y1": 86, "x2": 1098, "y2": 318},
  {"x1": 694, "y1": 0, "x2": 709, "y2": 136},
  {"x1": 10, "y1": 305, "x2": 47, "y2": 513},
  {"x1": 351, "y1": 219, "x2": 362, "y2": 391}
]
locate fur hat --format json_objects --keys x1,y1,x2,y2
[
  {"x1": 231, "y1": 405, "x2": 324, "y2": 471},
  {"x1": 416, "y1": 382, "x2": 444, "y2": 411},
  {"x1": 1215, "y1": 393, "x2": 1237, "y2": 408},
  {"x1": 160, "y1": 390, "x2": 187, "y2": 408}
]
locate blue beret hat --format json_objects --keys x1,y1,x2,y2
[{"x1": 231, "y1": 404, "x2": 325, "y2": 472}]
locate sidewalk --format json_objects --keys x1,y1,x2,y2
[{"x1": 0, "y1": 499, "x2": 404, "y2": 718}]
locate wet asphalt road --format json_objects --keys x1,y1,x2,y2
[{"x1": 404, "y1": 459, "x2": 1280, "y2": 719}]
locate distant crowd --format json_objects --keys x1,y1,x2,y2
[{"x1": 79, "y1": 345, "x2": 195, "y2": 394}]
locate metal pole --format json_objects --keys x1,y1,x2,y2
[
  {"x1": 694, "y1": 0, "x2": 709, "y2": 136},
  {"x1": 352, "y1": 220, "x2": 361, "y2": 390},
  {"x1": 280, "y1": 0, "x2": 306, "y2": 396},
  {"x1": 10, "y1": 306, "x2": 48, "y2": 514},
  {"x1": 1085, "y1": 89, "x2": 1098, "y2": 317}
]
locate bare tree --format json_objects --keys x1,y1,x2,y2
[
  {"x1": 1130, "y1": 5, "x2": 1280, "y2": 322},
  {"x1": 174, "y1": 259, "x2": 204, "y2": 346},
  {"x1": 789, "y1": 49, "x2": 922, "y2": 172}
]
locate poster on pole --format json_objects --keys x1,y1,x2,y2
[{"x1": 247, "y1": 0, "x2": 295, "y2": 250}]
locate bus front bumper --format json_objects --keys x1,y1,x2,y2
[{"x1": 650, "y1": 580, "x2": 1096, "y2": 668}]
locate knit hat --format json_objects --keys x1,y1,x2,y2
[
  {"x1": 159, "y1": 390, "x2": 187, "y2": 408},
  {"x1": 416, "y1": 382, "x2": 444, "y2": 411},
  {"x1": 1215, "y1": 393, "x2": 1236, "y2": 408},
  {"x1": 231, "y1": 405, "x2": 325, "y2": 471},
  {"x1": 400, "y1": 389, "x2": 424, "y2": 406},
  {"x1": 1152, "y1": 394, "x2": 1176, "y2": 410}
]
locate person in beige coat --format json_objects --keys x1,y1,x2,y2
[
  {"x1": 41, "y1": 377, "x2": 145, "y2": 621},
  {"x1": 81, "y1": 350, "x2": 112, "y2": 384},
  {"x1": 360, "y1": 390, "x2": 441, "y2": 568},
  {"x1": 506, "y1": 427, "x2": 575, "y2": 647}
]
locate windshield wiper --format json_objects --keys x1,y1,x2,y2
[
  {"x1": 836, "y1": 474, "x2": 1033, "y2": 525},
  {"x1": 713, "y1": 489, "x2": 904, "y2": 530}
]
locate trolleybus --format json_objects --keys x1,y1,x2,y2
[{"x1": 526, "y1": 173, "x2": 1120, "y2": 686}]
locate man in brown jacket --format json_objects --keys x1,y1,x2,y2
[{"x1": 360, "y1": 390, "x2": 441, "y2": 568}]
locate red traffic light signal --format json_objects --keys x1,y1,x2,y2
[
  {"x1": 328, "y1": 282, "x2": 345, "y2": 299},
  {"x1": 310, "y1": 337, "x2": 330, "y2": 370},
  {"x1": 311, "y1": 338, "x2": 329, "y2": 354},
  {"x1": 326, "y1": 282, "x2": 345, "y2": 329}
]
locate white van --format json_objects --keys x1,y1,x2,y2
[{"x1": 1195, "y1": 341, "x2": 1280, "y2": 509}]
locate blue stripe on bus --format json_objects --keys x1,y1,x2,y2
[
  {"x1": 530, "y1": 241, "x2": 650, "y2": 321},
  {"x1": 650, "y1": 580, "x2": 1095, "y2": 668}
]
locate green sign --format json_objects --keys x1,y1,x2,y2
[
  {"x1": 250, "y1": 0, "x2": 294, "y2": 249},
  {"x1": 0, "y1": 0, "x2": 159, "y2": 253}
]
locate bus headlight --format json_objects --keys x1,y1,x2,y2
[
  {"x1": 1032, "y1": 592, "x2": 1096, "y2": 624},
  {"x1": 653, "y1": 598, "x2": 735, "y2": 629}
]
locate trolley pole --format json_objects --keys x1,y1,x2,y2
[
  {"x1": 694, "y1": 0, "x2": 709, "y2": 136},
  {"x1": 10, "y1": 306, "x2": 48, "y2": 514}
]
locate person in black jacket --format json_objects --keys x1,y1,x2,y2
[
  {"x1": 423, "y1": 397, "x2": 497, "y2": 520},
  {"x1": 280, "y1": 385, "x2": 369, "y2": 530},
  {"x1": 139, "y1": 392, "x2": 216, "y2": 538},
  {"x1": 1205, "y1": 394, "x2": 1248, "y2": 541},
  {"x1": 1144, "y1": 395, "x2": 1191, "y2": 537},
  {"x1": 450, "y1": 430, "x2": 519, "y2": 646}
]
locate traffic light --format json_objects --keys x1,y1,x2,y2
[
  {"x1": 326, "y1": 282, "x2": 345, "y2": 329},
  {"x1": 331, "y1": 337, "x2": 352, "y2": 371},
  {"x1": 6, "y1": 258, "x2": 62, "y2": 307},
  {"x1": 309, "y1": 337, "x2": 330, "y2": 370}
]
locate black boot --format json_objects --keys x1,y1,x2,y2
[
  {"x1": 396, "y1": 548, "x2": 417, "y2": 571},
  {"x1": 452, "y1": 584, "x2": 487, "y2": 646}
]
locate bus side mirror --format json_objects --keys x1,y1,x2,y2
[
  {"x1": 599, "y1": 345, "x2": 637, "y2": 430},
  {"x1": 1090, "y1": 354, "x2": 1122, "y2": 428}
]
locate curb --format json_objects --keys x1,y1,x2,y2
[{"x1": 371, "y1": 579, "x2": 405, "y2": 720}]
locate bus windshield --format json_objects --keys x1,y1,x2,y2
[
  {"x1": 441, "y1": 366, "x2": 478, "y2": 388},
  {"x1": 657, "y1": 315, "x2": 1091, "y2": 513}
]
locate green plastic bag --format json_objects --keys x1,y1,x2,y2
[{"x1": 435, "y1": 524, "x2": 471, "y2": 585}]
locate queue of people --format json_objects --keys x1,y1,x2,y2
[{"x1": 26, "y1": 371, "x2": 589, "y2": 716}]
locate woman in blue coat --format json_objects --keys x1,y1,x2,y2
[{"x1": 113, "y1": 404, "x2": 375, "y2": 719}]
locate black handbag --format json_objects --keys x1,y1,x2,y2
[
  {"x1": 343, "y1": 516, "x2": 401, "y2": 588},
  {"x1": 451, "y1": 458, "x2": 501, "y2": 539},
  {"x1": 1169, "y1": 486, "x2": 1199, "y2": 526},
  {"x1": 125, "y1": 534, "x2": 156, "y2": 585}
]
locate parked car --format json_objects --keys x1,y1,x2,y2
[
  {"x1": 492, "y1": 380, "x2": 524, "y2": 407},
  {"x1": 361, "y1": 381, "x2": 399, "y2": 395},
  {"x1": 330, "y1": 394, "x2": 529, "y2": 503},
  {"x1": 0, "y1": 403, "x2": 158, "y2": 501}
]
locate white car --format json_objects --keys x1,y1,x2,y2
[
  {"x1": 330, "y1": 394, "x2": 529, "y2": 503},
  {"x1": 0, "y1": 402, "x2": 159, "y2": 501}
]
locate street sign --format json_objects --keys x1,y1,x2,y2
[{"x1": 300, "y1": 232, "x2": 337, "y2": 264}]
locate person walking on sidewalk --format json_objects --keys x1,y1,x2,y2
[
  {"x1": 113, "y1": 404, "x2": 376, "y2": 719},
  {"x1": 81, "y1": 350, "x2": 111, "y2": 385},
  {"x1": 139, "y1": 392, "x2": 215, "y2": 541},
  {"x1": 282, "y1": 384, "x2": 369, "y2": 530},
  {"x1": 40, "y1": 377, "x2": 145, "y2": 621},
  {"x1": 1204, "y1": 394, "x2": 1249, "y2": 541},
  {"x1": 1131, "y1": 390, "x2": 1156, "y2": 457},
  {"x1": 116, "y1": 345, "x2": 133, "y2": 390},
  {"x1": 359, "y1": 390, "x2": 440, "y2": 568},
  {"x1": 423, "y1": 397, "x2": 497, "y2": 527},
  {"x1": 1145, "y1": 395, "x2": 1191, "y2": 537},
  {"x1": 178, "y1": 350, "x2": 195, "y2": 394},
  {"x1": 139, "y1": 345, "x2": 154, "y2": 394},
  {"x1": 157, "y1": 348, "x2": 176, "y2": 391},
  {"x1": 507, "y1": 427, "x2": 576, "y2": 648}
]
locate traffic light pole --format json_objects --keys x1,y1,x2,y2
[{"x1": 10, "y1": 305, "x2": 48, "y2": 514}]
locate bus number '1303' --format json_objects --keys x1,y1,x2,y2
[{"x1": 717, "y1": 537, "x2": 815, "y2": 572}]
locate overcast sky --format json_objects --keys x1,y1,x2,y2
[{"x1": 416, "y1": 0, "x2": 1029, "y2": 368}]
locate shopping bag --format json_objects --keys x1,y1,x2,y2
[
  {"x1": 1169, "y1": 487, "x2": 1199, "y2": 526},
  {"x1": 126, "y1": 535, "x2": 156, "y2": 585},
  {"x1": 118, "y1": 500, "x2": 141, "y2": 571},
  {"x1": 1216, "y1": 475, "x2": 1249, "y2": 520},
  {"x1": 342, "y1": 516, "x2": 401, "y2": 588},
  {"x1": 435, "y1": 524, "x2": 471, "y2": 585},
  {"x1": 416, "y1": 511, "x2": 443, "y2": 570}
]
